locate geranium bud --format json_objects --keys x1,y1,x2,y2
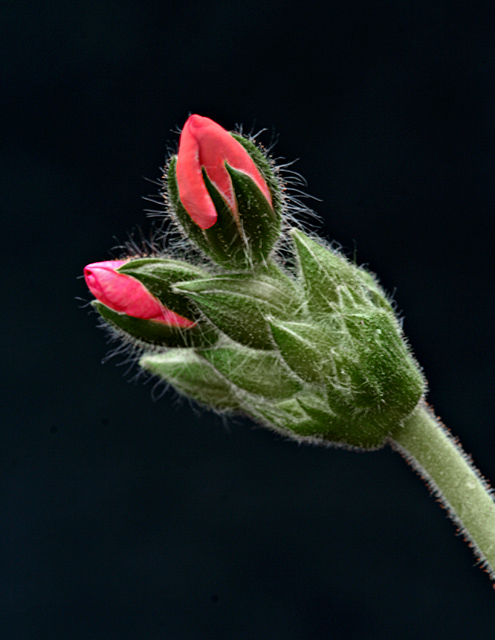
[
  {"x1": 84, "y1": 260, "x2": 218, "y2": 347},
  {"x1": 290, "y1": 229, "x2": 394, "y2": 315},
  {"x1": 168, "y1": 115, "x2": 282, "y2": 268},
  {"x1": 176, "y1": 114, "x2": 272, "y2": 229},
  {"x1": 84, "y1": 260, "x2": 194, "y2": 327}
]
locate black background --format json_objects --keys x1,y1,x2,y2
[{"x1": 3, "y1": 0, "x2": 495, "y2": 638}]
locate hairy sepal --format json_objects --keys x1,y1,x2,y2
[
  {"x1": 201, "y1": 345, "x2": 302, "y2": 399},
  {"x1": 92, "y1": 301, "x2": 216, "y2": 348},
  {"x1": 174, "y1": 273, "x2": 304, "y2": 350},
  {"x1": 140, "y1": 349, "x2": 241, "y2": 410},
  {"x1": 117, "y1": 257, "x2": 210, "y2": 320}
]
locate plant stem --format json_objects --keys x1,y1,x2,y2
[{"x1": 391, "y1": 401, "x2": 495, "y2": 580}]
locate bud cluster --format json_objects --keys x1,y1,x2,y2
[{"x1": 84, "y1": 115, "x2": 424, "y2": 449}]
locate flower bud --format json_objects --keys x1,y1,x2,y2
[
  {"x1": 84, "y1": 260, "x2": 215, "y2": 347},
  {"x1": 85, "y1": 260, "x2": 193, "y2": 326},
  {"x1": 168, "y1": 115, "x2": 282, "y2": 268},
  {"x1": 176, "y1": 114, "x2": 272, "y2": 228},
  {"x1": 290, "y1": 228, "x2": 397, "y2": 319}
]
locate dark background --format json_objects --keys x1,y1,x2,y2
[{"x1": 3, "y1": 0, "x2": 495, "y2": 637}]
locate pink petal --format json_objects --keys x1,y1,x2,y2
[
  {"x1": 84, "y1": 260, "x2": 195, "y2": 328},
  {"x1": 176, "y1": 115, "x2": 272, "y2": 230},
  {"x1": 176, "y1": 119, "x2": 219, "y2": 229}
]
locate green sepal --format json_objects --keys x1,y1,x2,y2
[
  {"x1": 92, "y1": 301, "x2": 217, "y2": 348},
  {"x1": 230, "y1": 133, "x2": 283, "y2": 221},
  {"x1": 268, "y1": 310, "x2": 424, "y2": 448},
  {"x1": 320, "y1": 308, "x2": 424, "y2": 448},
  {"x1": 338, "y1": 309, "x2": 425, "y2": 419},
  {"x1": 268, "y1": 319, "x2": 339, "y2": 383},
  {"x1": 201, "y1": 168, "x2": 251, "y2": 268},
  {"x1": 291, "y1": 228, "x2": 394, "y2": 314},
  {"x1": 358, "y1": 269, "x2": 395, "y2": 313},
  {"x1": 294, "y1": 394, "x2": 353, "y2": 439},
  {"x1": 246, "y1": 397, "x2": 314, "y2": 436},
  {"x1": 140, "y1": 350, "x2": 241, "y2": 410},
  {"x1": 290, "y1": 229, "x2": 368, "y2": 313},
  {"x1": 225, "y1": 163, "x2": 281, "y2": 265},
  {"x1": 247, "y1": 394, "x2": 338, "y2": 439},
  {"x1": 252, "y1": 260, "x2": 304, "y2": 303},
  {"x1": 202, "y1": 345, "x2": 302, "y2": 399},
  {"x1": 174, "y1": 273, "x2": 304, "y2": 350},
  {"x1": 296, "y1": 396, "x2": 382, "y2": 449},
  {"x1": 117, "y1": 258, "x2": 209, "y2": 320},
  {"x1": 297, "y1": 395, "x2": 337, "y2": 427}
]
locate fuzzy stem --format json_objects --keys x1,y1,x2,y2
[{"x1": 391, "y1": 401, "x2": 495, "y2": 580}]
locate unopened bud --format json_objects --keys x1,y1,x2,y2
[
  {"x1": 168, "y1": 115, "x2": 282, "y2": 268},
  {"x1": 84, "y1": 259, "x2": 215, "y2": 348}
]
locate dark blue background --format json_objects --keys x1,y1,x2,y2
[{"x1": 2, "y1": 0, "x2": 495, "y2": 637}]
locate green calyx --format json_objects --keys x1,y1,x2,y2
[
  {"x1": 166, "y1": 135, "x2": 282, "y2": 269},
  {"x1": 131, "y1": 228, "x2": 425, "y2": 448},
  {"x1": 267, "y1": 313, "x2": 423, "y2": 448},
  {"x1": 277, "y1": 229, "x2": 425, "y2": 447}
]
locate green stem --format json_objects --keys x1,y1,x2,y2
[{"x1": 392, "y1": 401, "x2": 495, "y2": 579}]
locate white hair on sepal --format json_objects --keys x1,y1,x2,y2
[
  {"x1": 108, "y1": 215, "x2": 214, "y2": 278},
  {"x1": 232, "y1": 124, "x2": 322, "y2": 229},
  {"x1": 142, "y1": 355, "x2": 247, "y2": 427},
  {"x1": 144, "y1": 370, "x2": 207, "y2": 419},
  {"x1": 86, "y1": 297, "x2": 198, "y2": 382},
  {"x1": 152, "y1": 373, "x2": 242, "y2": 437},
  {"x1": 229, "y1": 127, "x2": 323, "y2": 278},
  {"x1": 93, "y1": 308, "x2": 147, "y2": 375}
]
